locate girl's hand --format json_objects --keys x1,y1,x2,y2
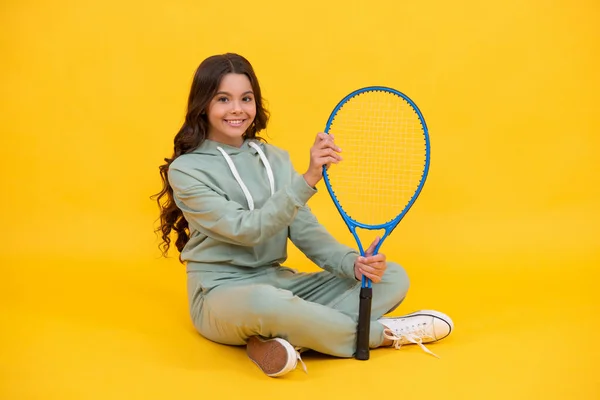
[
  {"x1": 303, "y1": 132, "x2": 342, "y2": 187},
  {"x1": 354, "y1": 237, "x2": 387, "y2": 283}
]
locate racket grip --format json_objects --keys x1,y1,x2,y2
[{"x1": 355, "y1": 287, "x2": 373, "y2": 360}]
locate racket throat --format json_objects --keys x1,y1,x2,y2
[{"x1": 350, "y1": 227, "x2": 389, "y2": 258}]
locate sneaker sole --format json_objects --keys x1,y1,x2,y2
[{"x1": 246, "y1": 336, "x2": 297, "y2": 377}]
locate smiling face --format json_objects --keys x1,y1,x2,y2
[{"x1": 206, "y1": 73, "x2": 257, "y2": 147}]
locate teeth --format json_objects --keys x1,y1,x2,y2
[{"x1": 226, "y1": 120, "x2": 243, "y2": 124}]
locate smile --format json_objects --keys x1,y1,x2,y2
[{"x1": 225, "y1": 119, "x2": 245, "y2": 127}]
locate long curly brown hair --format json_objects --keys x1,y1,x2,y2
[{"x1": 152, "y1": 53, "x2": 270, "y2": 259}]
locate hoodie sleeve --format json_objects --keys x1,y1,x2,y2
[
  {"x1": 289, "y1": 205, "x2": 359, "y2": 280},
  {"x1": 168, "y1": 166, "x2": 317, "y2": 247}
]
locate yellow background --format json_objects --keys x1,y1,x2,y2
[{"x1": 1, "y1": 0, "x2": 599, "y2": 399}]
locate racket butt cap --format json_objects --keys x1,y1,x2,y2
[{"x1": 356, "y1": 348, "x2": 370, "y2": 360}]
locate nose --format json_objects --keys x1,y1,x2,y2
[{"x1": 230, "y1": 100, "x2": 243, "y2": 114}]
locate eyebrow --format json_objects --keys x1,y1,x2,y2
[{"x1": 215, "y1": 90, "x2": 254, "y2": 96}]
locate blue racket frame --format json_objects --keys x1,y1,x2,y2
[{"x1": 322, "y1": 86, "x2": 431, "y2": 360}]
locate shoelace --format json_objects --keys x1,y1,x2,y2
[
  {"x1": 383, "y1": 328, "x2": 440, "y2": 359},
  {"x1": 294, "y1": 348, "x2": 308, "y2": 373}
]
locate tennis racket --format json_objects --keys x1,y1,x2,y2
[{"x1": 323, "y1": 86, "x2": 430, "y2": 360}]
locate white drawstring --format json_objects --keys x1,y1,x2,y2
[
  {"x1": 216, "y1": 141, "x2": 275, "y2": 211},
  {"x1": 216, "y1": 146, "x2": 255, "y2": 210},
  {"x1": 248, "y1": 142, "x2": 275, "y2": 197}
]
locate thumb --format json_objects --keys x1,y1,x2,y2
[{"x1": 365, "y1": 236, "x2": 380, "y2": 257}]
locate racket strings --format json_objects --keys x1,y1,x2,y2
[{"x1": 326, "y1": 91, "x2": 427, "y2": 226}]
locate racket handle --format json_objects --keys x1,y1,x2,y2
[{"x1": 355, "y1": 286, "x2": 373, "y2": 360}]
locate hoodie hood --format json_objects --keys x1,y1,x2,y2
[
  {"x1": 190, "y1": 138, "x2": 274, "y2": 210},
  {"x1": 191, "y1": 138, "x2": 263, "y2": 156}
]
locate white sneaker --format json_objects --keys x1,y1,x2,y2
[
  {"x1": 378, "y1": 310, "x2": 454, "y2": 358},
  {"x1": 246, "y1": 336, "x2": 307, "y2": 377}
]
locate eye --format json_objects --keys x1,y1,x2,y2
[
  {"x1": 242, "y1": 96, "x2": 254, "y2": 102},
  {"x1": 216, "y1": 96, "x2": 229, "y2": 103}
]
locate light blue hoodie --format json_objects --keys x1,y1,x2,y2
[{"x1": 168, "y1": 138, "x2": 358, "y2": 279}]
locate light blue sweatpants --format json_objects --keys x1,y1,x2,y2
[{"x1": 186, "y1": 263, "x2": 410, "y2": 357}]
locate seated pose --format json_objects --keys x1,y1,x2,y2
[{"x1": 153, "y1": 53, "x2": 453, "y2": 377}]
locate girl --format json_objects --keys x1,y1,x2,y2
[{"x1": 154, "y1": 53, "x2": 453, "y2": 377}]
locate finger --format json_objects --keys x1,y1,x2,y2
[
  {"x1": 314, "y1": 133, "x2": 338, "y2": 146},
  {"x1": 318, "y1": 148, "x2": 342, "y2": 161},
  {"x1": 318, "y1": 155, "x2": 343, "y2": 168},
  {"x1": 316, "y1": 132, "x2": 334, "y2": 143},
  {"x1": 362, "y1": 254, "x2": 386, "y2": 264},
  {"x1": 361, "y1": 263, "x2": 386, "y2": 277},
  {"x1": 356, "y1": 259, "x2": 383, "y2": 272},
  {"x1": 360, "y1": 268, "x2": 382, "y2": 284},
  {"x1": 323, "y1": 161, "x2": 337, "y2": 171},
  {"x1": 317, "y1": 140, "x2": 342, "y2": 155},
  {"x1": 365, "y1": 237, "x2": 381, "y2": 257},
  {"x1": 358, "y1": 256, "x2": 387, "y2": 276}
]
